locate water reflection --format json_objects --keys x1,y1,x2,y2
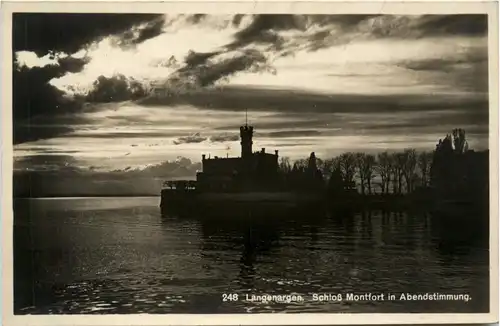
[
  {"x1": 163, "y1": 204, "x2": 489, "y2": 312},
  {"x1": 14, "y1": 198, "x2": 489, "y2": 314}
]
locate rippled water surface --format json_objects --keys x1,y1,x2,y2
[{"x1": 14, "y1": 197, "x2": 489, "y2": 314}]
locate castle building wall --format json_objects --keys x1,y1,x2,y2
[
  {"x1": 202, "y1": 158, "x2": 242, "y2": 175},
  {"x1": 195, "y1": 125, "x2": 280, "y2": 192}
]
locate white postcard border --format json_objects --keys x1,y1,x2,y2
[{"x1": 1, "y1": 2, "x2": 498, "y2": 325}]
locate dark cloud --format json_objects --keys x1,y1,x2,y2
[
  {"x1": 173, "y1": 133, "x2": 207, "y2": 145},
  {"x1": 287, "y1": 14, "x2": 382, "y2": 51},
  {"x1": 418, "y1": 15, "x2": 488, "y2": 37},
  {"x1": 13, "y1": 14, "x2": 488, "y2": 146},
  {"x1": 358, "y1": 16, "x2": 422, "y2": 39},
  {"x1": 12, "y1": 57, "x2": 90, "y2": 144},
  {"x1": 14, "y1": 125, "x2": 77, "y2": 145},
  {"x1": 186, "y1": 14, "x2": 207, "y2": 24},
  {"x1": 265, "y1": 130, "x2": 322, "y2": 138},
  {"x1": 14, "y1": 154, "x2": 82, "y2": 172},
  {"x1": 153, "y1": 49, "x2": 274, "y2": 94},
  {"x1": 240, "y1": 14, "x2": 488, "y2": 54},
  {"x1": 209, "y1": 134, "x2": 240, "y2": 142},
  {"x1": 251, "y1": 109, "x2": 488, "y2": 148},
  {"x1": 398, "y1": 55, "x2": 488, "y2": 93},
  {"x1": 398, "y1": 39, "x2": 487, "y2": 72},
  {"x1": 134, "y1": 18, "x2": 166, "y2": 43},
  {"x1": 112, "y1": 17, "x2": 166, "y2": 49},
  {"x1": 86, "y1": 74, "x2": 147, "y2": 103},
  {"x1": 362, "y1": 109, "x2": 489, "y2": 134},
  {"x1": 228, "y1": 15, "x2": 307, "y2": 50},
  {"x1": 232, "y1": 14, "x2": 245, "y2": 27},
  {"x1": 141, "y1": 86, "x2": 488, "y2": 116},
  {"x1": 272, "y1": 142, "x2": 317, "y2": 148},
  {"x1": 451, "y1": 60, "x2": 489, "y2": 93},
  {"x1": 70, "y1": 131, "x2": 185, "y2": 139},
  {"x1": 310, "y1": 15, "x2": 379, "y2": 28},
  {"x1": 14, "y1": 68, "x2": 150, "y2": 144},
  {"x1": 230, "y1": 15, "x2": 376, "y2": 54},
  {"x1": 13, "y1": 13, "x2": 164, "y2": 55},
  {"x1": 195, "y1": 50, "x2": 270, "y2": 87},
  {"x1": 57, "y1": 55, "x2": 91, "y2": 73},
  {"x1": 36, "y1": 149, "x2": 82, "y2": 155},
  {"x1": 215, "y1": 118, "x2": 330, "y2": 132},
  {"x1": 363, "y1": 123, "x2": 489, "y2": 138},
  {"x1": 402, "y1": 58, "x2": 480, "y2": 72},
  {"x1": 13, "y1": 13, "x2": 165, "y2": 144},
  {"x1": 311, "y1": 14, "x2": 488, "y2": 38},
  {"x1": 184, "y1": 50, "x2": 221, "y2": 67}
]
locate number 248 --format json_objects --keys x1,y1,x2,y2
[{"x1": 222, "y1": 293, "x2": 239, "y2": 301}]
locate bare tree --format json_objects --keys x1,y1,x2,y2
[
  {"x1": 376, "y1": 152, "x2": 392, "y2": 194},
  {"x1": 390, "y1": 152, "x2": 405, "y2": 194},
  {"x1": 355, "y1": 153, "x2": 367, "y2": 195},
  {"x1": 317, "y1": 157, "x2": 336, "y2": 178},
  {"x1": 355, "y1": 153, "x2": 376, "y2": 195},
  {"x1": 364, "y1": 154, "x2": 376, "y2": 194},
  {"x1": 417, "y1": 151, "x2": 433, "y2": 187},
  {"x1": 339, "y1": 152, "x2": 357, "y2": 191},
  {"x1": 279, "y1": 156, "x2": 292, "y2": 173},
  {"x1": 293, "y1": 158, "x2": 308, "y2": 170},
  {"x1": 402, "y1": 149, "x2": 417, "y2": 193}
]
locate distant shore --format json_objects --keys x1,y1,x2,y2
[{"x1": 14, "y1": 194, "x2": 159, "y2": 199}]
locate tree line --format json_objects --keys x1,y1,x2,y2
[{"x1": 277, "y1": 128, "x2": 482, "y2": 196}]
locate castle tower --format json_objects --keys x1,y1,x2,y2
[{"x1": 240, "y1": 125, "x2": 253, "y2": 159}]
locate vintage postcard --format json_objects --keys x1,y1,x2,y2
[{"x1": 1, "y1": 1, "x2": 499, "y2": 325}]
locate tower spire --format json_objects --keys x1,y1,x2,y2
[{"x1": 240, "y1": 109, "x2": 253, "y2": 158}]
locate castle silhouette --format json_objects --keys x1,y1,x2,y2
[{"x1": 196, "y1": 123, "x2": 282, "y2": 192}]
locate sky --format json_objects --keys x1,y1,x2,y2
[{"x1": 13, "y1": 14, "x2": 489, "y2": 180}]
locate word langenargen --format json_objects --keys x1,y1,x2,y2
[{"x1": 222, "y1": 293, "x2": 305, "y2": 303}]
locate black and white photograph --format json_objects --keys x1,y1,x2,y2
[{"x1": 2, "y1": 1, "x2": 498, "y2": 324}]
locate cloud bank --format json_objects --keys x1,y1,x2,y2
[
  {"x1": 14, "y1": 155, "x2": 202, "y2": 197},
  {"x1": 12, "y1": 14, "x2": 489, "y2": 176}
]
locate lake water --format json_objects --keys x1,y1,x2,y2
[{"x1": 13, "y1": 197, "x2": 489, "y2": 314}]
